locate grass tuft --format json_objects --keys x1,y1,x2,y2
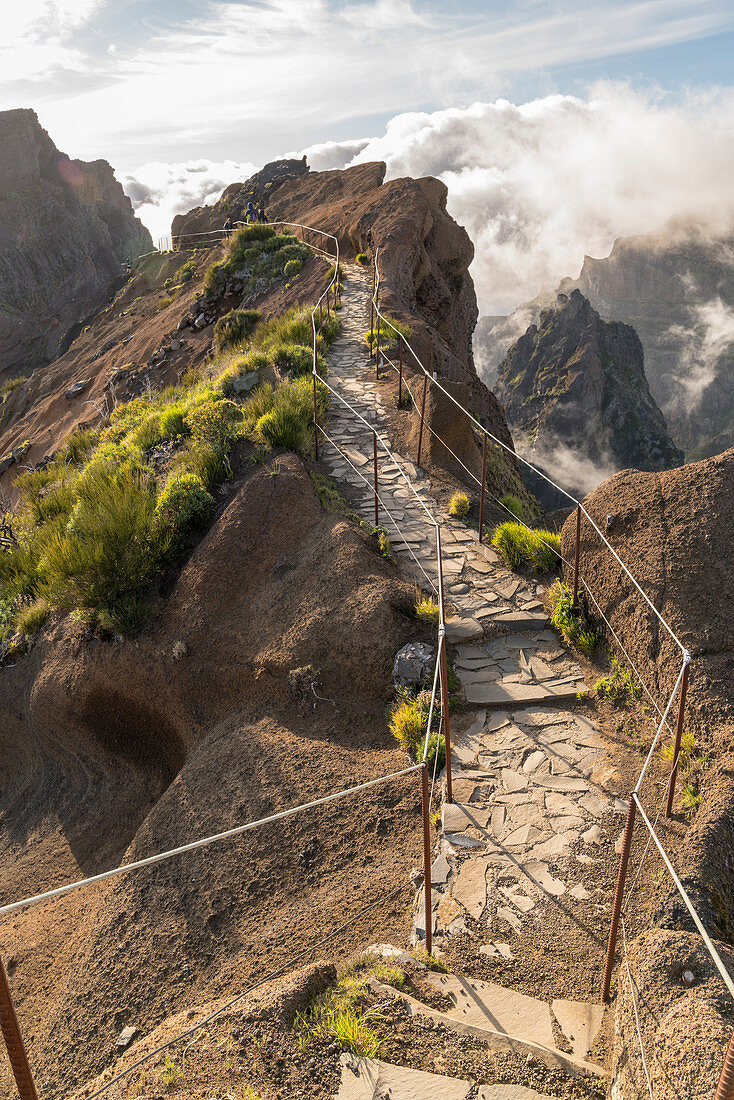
[
  {"x1": 492, "y1": 521, "x2": 560, "y2": 572},
  {"x1": 448, "y1": 492, "x2": 471, "y2": 519}
]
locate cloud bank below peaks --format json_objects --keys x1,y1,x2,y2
[{"x1": 299, "y1": 84, "x2": 734, "y2": 314}]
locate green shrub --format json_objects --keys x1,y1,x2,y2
[
  {"x1": 15, "y1": 598, "x2": 50, "y2": 637},
  {"x1": 257, "y1": 406, "x2": 308, "y2": 452},
  {"x1": 415, "y1": 596, "x2": 440, "y2": 623},
  {"x1": 355, "y1": 252, "x2": 369, "y2": 265},
  {"x1": 449, "y1": 492, "x2": 471, "y2": 519},
  {"x1": 284, "y1": 258, "x2": 303, "y2": 277},
  {"x1": 594, "y1": 657, "x2": 641, "y2": 706},
  {"x1": 214, "y1": 308, "x2": 261, "y2": 351},
  {"x1": 155, "y1": 472, "x2": 213, "y2": 535},
  {"x1": 549, "y1": 580, "x2": 598, "y2": 657},
  {"x1": 363, "y1": 314, "x2": 411, "y2": 353},
  {"x1": 325, "y1": 262, "x2": 345, "y2": 284},
  {"x1": 203, "y1": 260, "x2": 227, "y2": 296},
  {"x1": 158, "y1": 405, "x2": 189, "y2": 440},
  {"x1": 42, "y1": 463, "x2": 160, "y2": 611},
  {"x1": 157, "y1": 296, "x2": 174, "y2": 310},
  {"x1": 273, "y1": 343, "x2": 321, "y2": 378},
  {"x1": 188, "y1": 395, "x2": 242, "y2": 449},
  {"x1": 499, "y1": 493, "x2": 538, "y2": 523},
  {"x1": 228, "y1": 224, "x2": 276, "y2": 258},
  {"x1": 491, "y1": 521, "x2": 560, "y2": 572},
  {"x1": 174, "y1": 258, "x2": 196, "y2": 284}
]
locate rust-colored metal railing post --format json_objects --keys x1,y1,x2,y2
[
  {"x1": 665, "y1": 660, "x2": 691, "y2": 818},
  {"x1": 420, "y1": 762, "x2": 433, "y2": 955},
  {"x1": 373, "y1": 430, "x2": 379, "y2": 527},
  {"x1": 325, "y1": 286, "x2": 330, "y2": 315},
  {"x1": 369, "y1": 297, "x2": 375, "y2": 360},
  {"x1": 478, "y1": 433, "x2": 488, "y2": 544},
  {"x1": 398, "y1": 338, "x2": 403, "y2": 405},
  {"x1": 572, "y1": 505, "x2": 581, "y2": 610},
  {"x1": 376, "y1": 301, "x2": 382, "y2": 382},
  {"x1": 602, "y1": 795, "x2": 637, "y2": 1002},
  {"x1": 436, "y1": 527, "x2": 454, "y2": 805},
  {"x1": 312, "y1": 328, "x2": 319, "y2": 462},
  {"x1": 417, "y1": 374, "x2": 428, "y2": 466},
  {"x1": 715, "y1": 1027, "x2": 734, "y2": 1100},
  {"x1": 0, "y1": 955, "x2": 39, "y2": 1100}
]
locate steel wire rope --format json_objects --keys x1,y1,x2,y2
[
  {"x1": 77, "y1": 878, "x2": 415, "y2": 1100},
  {"x1": 370, "y1": 251, "x2": 686, "y2": 657},
  {"x1": 317, "y1": 375, "x2": 437, "y2": 527},
  {"x1": 0, "y1": 765, "x2": 422, "y2": 921},
  {"x1": 632, "y1": 794, "x2": 734, "y2": 1001},
  {"x1": 621, "y1": 918, "x2": 655, "y2": 1100},
  {"x1": 316, "y1": 425, "x2": 437, "y2": 593}
]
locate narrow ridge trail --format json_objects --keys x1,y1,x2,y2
[{"x1": 321, "y1": 265, "x2": 634, "y2": 1065}]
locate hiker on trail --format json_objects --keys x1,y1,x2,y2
[
  {"x1": 258, "y1": 204, "x2": 267, "y2": 224},
  {"x1": 223, "y1": 216, "x2": 233, "y2": 236},
  {"x1": 245, "y1": 201, "x2": 257, "y2": 224}
]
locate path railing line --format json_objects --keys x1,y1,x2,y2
[
  {"x1": 0, "y1": 766, "x2": 422, "y2": 921},
  {"x1": 371, "y1": 251, "x2": 686, "y2": 657},
  {"x1": 358, "y1": 244, "x2": 734, "y2": 1087},
  {"x1": 80, "y1": 877, "x2": 414, "y2": 1100}
]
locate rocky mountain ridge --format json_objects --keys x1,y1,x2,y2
[
  {"x1": 477, "y1": 219, "x2": 734, "y2": 462},
  {"x1": 494, "y1": 289, "x2": 682, "y2": 501},
  {"x1": 0, "y1": 108, "x2": 152, "y2": 381}
]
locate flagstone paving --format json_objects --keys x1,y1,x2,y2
[{"x1": 322, "y1": 267, "x2": 620, "y2": 996}]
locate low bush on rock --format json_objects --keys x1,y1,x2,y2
[
  {"x1": 214, "y1": 308, "x2": 261, "y2": 351},
  {"x1": 548, "y1": 580, "x2": 597, "y2": 658}
]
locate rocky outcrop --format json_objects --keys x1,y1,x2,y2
[
  {"x1": 0, "y1": 109, "x2": 152, "y2": 380},
  {"x1": 478, "y1": 219, "x2": 734, "y2": 462},
  {"x1": 494, "y1": 290, "x2": 682, "y2": 500},
  {"x1": 559, "y1": 450, "x2": 734, "y2": 1098},
  {"x1": 172, "y1": 157, "x2": 310, "y2": 242},
  {"x1": 170, "y1": 159, "x2": 526, "y2": 497}
]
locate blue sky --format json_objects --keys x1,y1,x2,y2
[
  {"x1": 3, "y1": 1, "x2": 734, "y2": 166},
  {"x1": 3, "y1": 1, "x2": 733, "y2": 309}
]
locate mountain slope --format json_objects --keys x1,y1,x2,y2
[{"x1": 0, "y1": 109, "x2": 152, "y2": 381}]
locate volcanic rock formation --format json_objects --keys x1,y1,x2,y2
[
  {"x1": 0, "y1": 109, "x2": 152, "y2": 380},
  {"x1": 494, "y1": 289, "x2": 682, "y2": 501},
  {"x1": 478, "y1": 219, "x2": 734, "y2": 462}
]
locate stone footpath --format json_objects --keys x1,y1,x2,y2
[{"x1": 322, "y1": 268, "x2": 620, "y2": 1086}]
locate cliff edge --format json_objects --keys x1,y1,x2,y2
[{"x1": 0, "y1": 109, "x2": 152, "y2": 380}]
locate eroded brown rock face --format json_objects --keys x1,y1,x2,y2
[
  {"x1": 175, "y1": 159, "x2": 523, "y2": 493},
  {"x1": 0, "y1": 109, "x2": 152, "y2": 380},
  {"x1": 560, "y1": 452, "x2": 734, "y2": 1097}
]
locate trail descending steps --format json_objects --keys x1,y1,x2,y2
[
  {"x1": 336, "y1": 1054, "x2": 556, "y2": 1099},
  {"x1": 321, "y1": 266, "x2": 622, "y2": 1074}
]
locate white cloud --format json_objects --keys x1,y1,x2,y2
[
  {"x1": 315, "y1": 84, "x2": 734, "y2": 312},
  {"x1": 122, "y1": 158, "x2": 258, "y2": 242},
  {"x1": 1, "y1": 0, "x2": 104, "y2": 80},
  {"x1": 667, "y1": 294, "x2": 734, "y2": 414}
]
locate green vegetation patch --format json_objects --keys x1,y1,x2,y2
[
  {"x1": 202, "y1": 224, "x2": 310, "y2": 297},
  {"x1": 214, "y1": 308, "x2": 261, "y2": 351},
  {"x1": 389, "y1": 689, "x2": 445, "y2": 772},
  {"x1": 363, "y1": 314, "x2": 412, "y2": 354},
  {"x1": 594, "y1": 656, "x2": 641, "y2": 706},
  {"x1": 0, "y1": 303, "x2": 339, "y2": 641},
  {"x1": 548, "y1": 580, "x2": 597, "y2": 658},
  {"x1": 296, "y1": 955, "x2": 403, "y2": 1057},
  {"x1": 492, "y1": 521, "x2": 560, "y2": 572}
]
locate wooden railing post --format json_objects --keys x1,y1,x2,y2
[
  {"x1": 417, "y1": 375, "x2": 428, "y2": 466},
  {"x1": 602, "y1": 795, "x2": 637, "y2": 1002},
  {"x1": 420, "y1": 763, "x2": 433, "y2": 955},
  {"x1": 373, "y1": 431, "x2": 379, "y2": 527}
]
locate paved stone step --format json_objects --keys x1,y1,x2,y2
[
  {"x1": 369, "y1": 978, "x2": 606, "y2": 1080},
  {"x1": 336, "y1": 1054, "x2": 556, "y2": 1099},
  {"x1": 464, "y1": 680, "x2": 588, "y2": 706}
]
